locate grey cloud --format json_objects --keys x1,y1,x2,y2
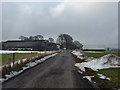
[{"x1": 2, "y1": 2, "x2": 118, "y2": 48}]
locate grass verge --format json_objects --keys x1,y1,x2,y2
[
  {"x1": 85, "y1": 68, "x2": 120, "y2": 89},
  {"x1": 0, "y1": 53, "x2": 43, "y2": 66}
]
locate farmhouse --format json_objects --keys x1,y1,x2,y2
[{"x1": 1, "y1": 40, "x2": 60, "y2": 51}]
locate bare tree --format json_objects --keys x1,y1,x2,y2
[
  {"x1": 48, "y1": 37, "x2": 54, "y2": 43},
  {"x1": 36, "y1": 35, "x2": 44, "y2": 40},
  {"x1": 34, "y1": 36, "x2": 39, "y2": 40},
  {"x1": 29, "y1": 36, "x2": 35, "y2": 40},
  {"x1": 19, "y1": 36, "x2": 28, "y2": 40},
  {"x1": 56, "y1": 34, "x2": 74, "y2": 49}
]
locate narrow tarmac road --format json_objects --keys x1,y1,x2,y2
[{"x1": 3, "y1": 50, "x2": 94, "y2": 88}]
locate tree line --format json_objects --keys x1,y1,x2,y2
[
  {"x1": 19, "y1": 35, "x2": 54, "y2": 43},
  {"x1": 19, "y1": 34, "x2": 83, "y2": 49}
]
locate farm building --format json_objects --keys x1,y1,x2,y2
[
  {"x1": 1, "y1": 40, "x2": 60, "y2": 51},
  {"x1": 82, "y1": 45, "x2": 107, "y2": 52},
  {"x1": 82, "y1": 48, "x2": 106, "y2": 52}
]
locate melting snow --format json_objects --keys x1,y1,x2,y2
[
  {"x1": 78, "y1": 70, "x2": 83, "y2": 74},
  {"x1": 26, "y1": 62, "x2": 37, "y2": 67},
  {"x1": 72, "y1": 50, "x2": 86, "y2": 59},
  {"x1": 74, "y1": 50, "x2": 120, "y2": 71},
  {"x1": 75, "y1": 63, "x2": 86, "y2": 71},
  {"x1": 83, "y1": 76, "x2": 94, "y2": 82},
  {"x1": 72, "y1": 50, "x2": 83, "y2": 56},
  {"x1": 97, "y1": 74, "x2": 110, "y2": 80}
]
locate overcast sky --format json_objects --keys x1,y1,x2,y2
[{"x1": 2, "y1": 2, "x2": 118, "y2": 48}]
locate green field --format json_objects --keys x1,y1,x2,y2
[
  {"x1": 0, "y1": 53, "x2": 42, "y2": 66},
  {"x1": 82, "y1": 52, "x2": 120, "y2": 58},
  {"x1": 98, "y1": 68, "x2": 120, "y2": 84},
  {"x1": 88, "y1": 68, "x2": 120, "y2": 89}
]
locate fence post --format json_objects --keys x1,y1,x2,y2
[{"x1": 13, "y1": 53, "x2": 15, "y2": 67}]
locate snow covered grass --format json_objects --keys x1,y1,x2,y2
[
  {"x1": 72, "y1": 50, "x2": 120, "y2": 71},
  {"x1": 72, "y1": 50, "x2": 120, "y2": 89},
  {"x1": 75, "y1": 54, "x2": 120, "y2": 71},
  {"x1": 0, "y1": 52, "x2": 58, "y2": 82}
]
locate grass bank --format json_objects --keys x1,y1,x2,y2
[
  {"x1": 0, "y1": 52, "x2": 51, "y2": 66},
  {"x1": 85, "y1": 68, "x2": 120, "y2": 89}
]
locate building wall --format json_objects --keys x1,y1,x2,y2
[
  {"x1": 2, "y1": 40, "x2": 59, "y2": 51},
  {"x1": 2, "y1": 40, "x2": 47, "y2": 51}
]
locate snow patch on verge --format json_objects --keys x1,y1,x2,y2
[
  {"x1": 97, "y1": 74, "x2": 110, "y2": 80},
  {"x1": 78, "y1": 70, "x2": 83, "y2": 74},
  {"x1": 75, "y1": 63, "x2": 86, "y2": 71},
  {"x1": 72, "y1": 50, "x2": 86, "y2": 59},
  {"x1": 0, "y1": 53, "x2": 58, "y2": 82},
  {"x1": 72, "y1": 50, "x2": 83, "y2": 56},
  {"x1": 83, "y1": 76, "x2": 94, "y2": 82}
]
